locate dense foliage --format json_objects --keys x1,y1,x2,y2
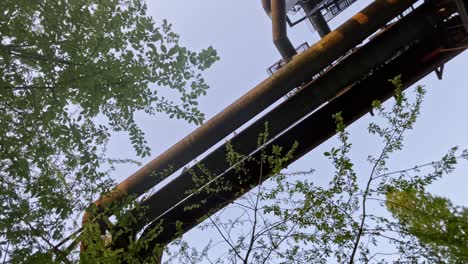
[
  {"x1": 387, "y1": 188, "x2": 468, "y2": 262},
  {"x1": 0, "y1": 0, "x2": 218, "y2": 262}
]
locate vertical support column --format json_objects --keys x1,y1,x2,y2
[
  {"x1": 302, "y1": 1, "x2": 331, "y2": 38},
  {"x1": 271, "y1": 0, "x2": 297, "y2": 61}
]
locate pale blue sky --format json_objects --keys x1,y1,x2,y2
[{"x1": 107, "y1": 0, "x2": 467, "y2": 230}]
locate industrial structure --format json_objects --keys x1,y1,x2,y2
[{"x1": 81, "y1": 0, "x2": 468, "y2": 262}]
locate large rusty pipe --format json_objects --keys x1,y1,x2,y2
[
  {"x1": 83, "y1": 0, "x2": 419, "y2": 232},
  {"x1": 124, "y1": 3, "x2": 442, "y2": 235},
  {"x1": 137, "y1": 32, "x2": 464, "y2": 257},
  {"x1": 272, "y1": 0, "x2": 297, "y2": 60}
]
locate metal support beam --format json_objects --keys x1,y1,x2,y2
[{"x1": 435, "y1": 64, "x2": 444, "y2": 79}]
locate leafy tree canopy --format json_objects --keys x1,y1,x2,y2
[
  {"x1": 386, "y1": 188, "x2": 468, "y2": 262},
  {"x1": 0, "y1": 0, "x2": 218, "y2": 261}
]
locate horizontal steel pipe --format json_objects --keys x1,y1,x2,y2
[
  {"x1": 136, "y1": 26, "x2": 464, "y2": 257},
  {"x1": 126, "y1": 3, "x2": 442, "y2": 234},
  {"x1": 84, "y1": 0, "x2": 418, "y2": 231}
]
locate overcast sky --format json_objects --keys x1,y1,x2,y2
[{"x1": 108, "y1": 0, "x2": 467, "y2": 211}]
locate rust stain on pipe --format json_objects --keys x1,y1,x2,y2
[{"x1": 353, "y1": 13, "x2": 369, "y2": 24}]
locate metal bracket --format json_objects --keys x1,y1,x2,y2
[{"x1": 435, "y1": 64, "x2": 444, "y2": 80}]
